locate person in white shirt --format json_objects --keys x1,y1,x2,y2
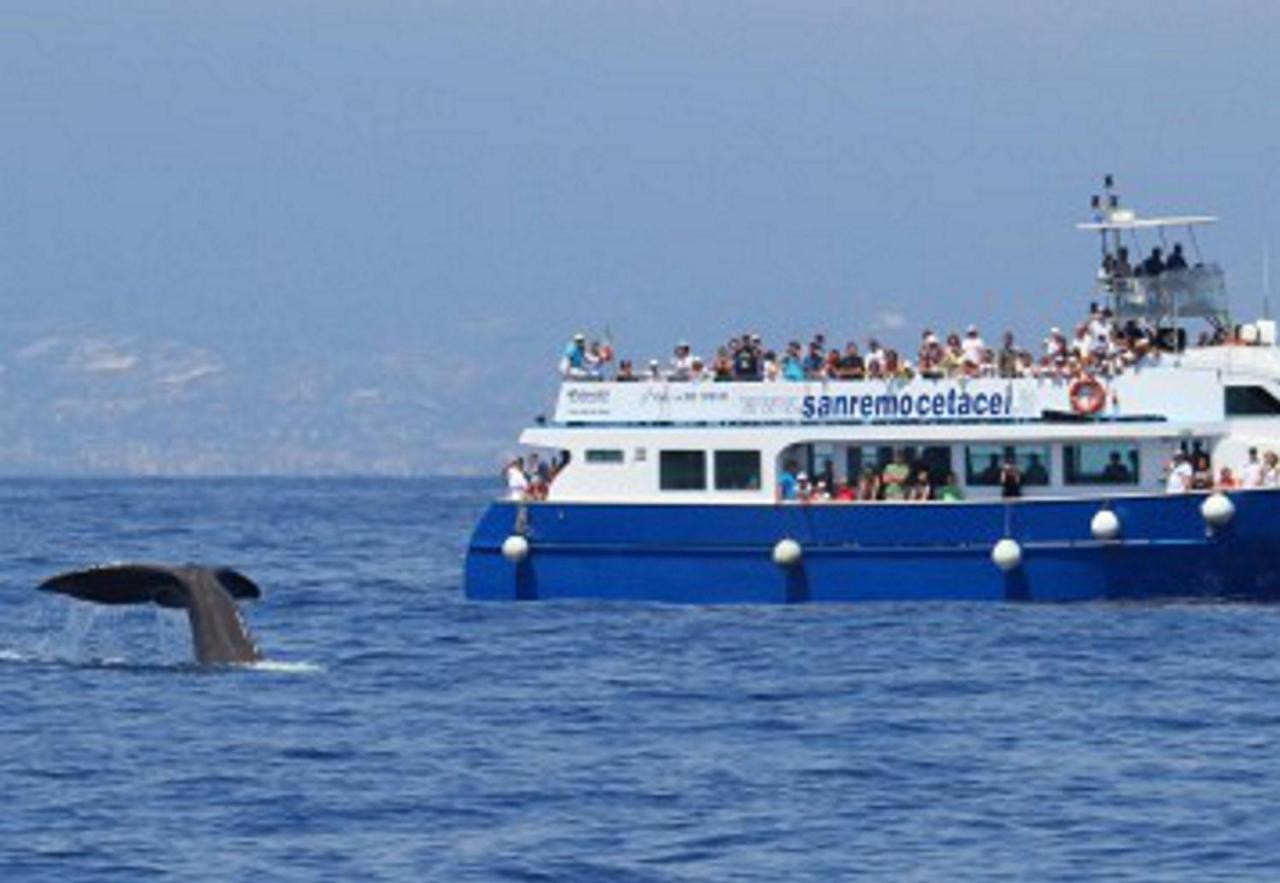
[
  {"x1": 1264, "y1": 451, "x2": 1280, "y2": 487},
  {"x1": 669, "y1": 341, "x2": 697, "y2": 381},
  {"x1": 505, "y1": 457, "x2": 529, "y2": 501},
  {"x1": 961, "y1": 325, "x2": 986, "y2": 367},
  {"x1": 1165, "y1": 452, "x2": 1193, "y2": 493},
  {"x1": 1241, "y1": 447, "x2": 1265, "y2": 489}
]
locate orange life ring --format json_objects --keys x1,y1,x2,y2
[{"x1": 1069, "y1": 375, "x2": 1107, "y2": 415}]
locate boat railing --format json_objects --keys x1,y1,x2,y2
[{"x1": 1103, "y1": 263, "x2": 1227, "y2": 320}]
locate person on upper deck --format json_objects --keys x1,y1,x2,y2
[
  {"x1": 669, "y1": 341, "x2": 697, "y2": 381},
  {"x1": 782, "y1": 342, "x2": 805, "y2": 381},
  {"x1": 732, "y1": 336, "x2": 762, "y2": 380},
  {"x1": 997, "y1": 332, "x2": 1023, "y2": 379},
  {"x1": 961, "y1": 325, "x2": 986, "y2": 370},
  {"x1": 1143, "y1": 247, "x2": 1165, "y2": 276},
  {"x1": 837, "y1": 342, "x2": 864, "y2": 379},
  {"x1": 560, "y1": 333, "x2": 596, "y2": 379},
  {"x1": 803, "y1": 341, "x2": 826, "y2": 378},
  {"x1": 1166, "y1": 242, "x2": 1189, "y2": 271},
  {"x1": 1114, "y1": 247, "x2": 1133, "y2": 277}
]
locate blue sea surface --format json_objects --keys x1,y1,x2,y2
[{"x1": 2, "y1": 478, "x2": 1280, "y2": 881}]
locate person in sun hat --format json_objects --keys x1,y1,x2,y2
[{"x1": 560, "y1": 332, "x2": 591, "y2": 379}]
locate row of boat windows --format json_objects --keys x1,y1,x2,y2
[{"x1": 583, "y1": 443, "x2": 1143, "y2": 491}]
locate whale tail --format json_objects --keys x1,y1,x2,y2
[{"x1": 38, "y1": 564, "x2": 263, "y2": 665}]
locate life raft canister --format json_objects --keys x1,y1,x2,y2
[{"x1": 1069, "y1": 375, "x2": 1107, "y2": 415}]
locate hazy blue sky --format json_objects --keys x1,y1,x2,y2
[{"x1": 2, "y1": 1, "x2": 1278, "y2": 472}]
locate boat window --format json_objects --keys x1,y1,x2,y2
[
  {"x1": 965, "y1": 445, "x2": 1051, "y2": 486},
  {"x1": 714, "y1": 450, "x2": 762, "y2": 490},
  {"x1": 1226, "y1": 385, "x2": 1280, "y2": 416},
  {"x1": 848, "y1": 445, "x2": 952, "y2": 485},
  {"x1": 659, "y1": 450, "x2": 707, "y2": 490},
  {"x1": 585, "y1": 449, "x2": 625, "y2": 464},
  {"x1": 1064, "y1": 443, "x2": 1140, "y2": 485}
]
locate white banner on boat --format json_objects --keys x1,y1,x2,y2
[{"x1": 553, "y1": 369, "x2": 1222, "y2": 425}]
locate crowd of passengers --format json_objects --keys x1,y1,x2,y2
[
  {"x1": 777, "y1": 449, "x2": 1050, "y2": 503},
  {"x1": 560, "y1": 303, "x2": 1187, "y2": 384},
  {"x1": 1100, "y1": 242, "x2": 1190, "y2": 281},
  {"x1": 503, "y1": 444, "x2": 1280, "y2": 502},
  {"x1": 773, "y1": 443, "x2": 1280, "y2": 504}
]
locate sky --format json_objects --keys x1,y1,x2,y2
[{"x1": 2, "y1": 1, "x2": 1278, "y2": 474}]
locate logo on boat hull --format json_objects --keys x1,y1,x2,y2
[{"x1": 801, "y1": 384, "x2": 1015, "y2": 421}]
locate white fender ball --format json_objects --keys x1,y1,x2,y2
[
  {"x1": 772, "y1": 538, "x2": 803, "y2": 567},
  {"x1": 1091, "y1": 509, "x2": 1121, "y2": 540},
  {"x1": 501, "y1": 534, "x2": 530, "y2": 563},
  {"x1": 991, "y1": 538, "x2": 1022, "y2": 572},
  {"x1": 1201, "y1": 493, "x2": 1235, "y2": 528}
]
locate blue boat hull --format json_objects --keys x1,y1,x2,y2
[{"x1": 464, "y1": 491, "x2": 1280, "y2": 603}]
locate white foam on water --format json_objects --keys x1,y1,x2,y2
[{"x1": 244, "y1": 659, "x2": 323, "y2": 674}]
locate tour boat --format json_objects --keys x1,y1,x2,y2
[{"x1": 465, "y1": 181, "x2": 1280, "y2": 603}]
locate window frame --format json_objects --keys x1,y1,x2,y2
[{"x1": 659, "y1": 450, "x2": 707, "y2": 491}]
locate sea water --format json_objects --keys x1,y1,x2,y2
[{"x1": 2, "y1": 478, "x2": 1279, "y2": 881}]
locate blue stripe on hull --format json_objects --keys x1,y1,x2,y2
[{"x1": 464, "y1": 491, "x2": 1280, "y2": 603}]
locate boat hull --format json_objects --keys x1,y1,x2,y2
[{"x1": 464, "y1": 491, "x2": 1280, "y2": 603}]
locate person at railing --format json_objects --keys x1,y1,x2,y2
[
  {"x1": 732, "y1": 336, "x2": 762, "y2": 380},
  {"x1": 833, "y1": 479, "x2": 855, "y2": 501},
  {"x1": 1166, "y1": 242, "x2": 1188, "y2": 271},
  {"x1": 997, "y1": 331, "x2": 1024, "y2": 379},
  {"x1": 505, "y1": 456, "x2": 529, "y2": 501},
  {"x1": 781, "y1": 342, "x2": 805, "y2": 381},
  {"x1": 1217, "y1": 467, "x2": 1239, "y2": 490},
  {"x1": 762, "y1": 350, "x2": 781, "y2": 381},
  {"x1": 961, "y1": 325, "x2": 986, "y2": 372},
  {"x1": 646, "y1": 359, "x2": 663, "y2": 380},
  {"x1": 1143, "y1": 246, "x2": 1165, "y2": 276},
  {"x1": 1240, "y1": 448, "x2": 1264, "y2": 488},
  {"x1": 802, "y1": 340, "x2": 826, "y2": 378},
  {"x1": 669, "y1": 341, "x2": 697, "y2": 381},
  {"x1": 616, "y1": 359, "x2": 638, "y2": 382},
  {"x1": 837, "y1": 342, "x2": 865, "y2": 379},
  {"x1": 1114, "y1": 247, "x2": 1133, "y2": 277},
  {"x1": 560, "y1": 333, "x2": 599, "y2": 379},
  {"x1": 1164, "y1": 451, "x2": 1192, "y2": 493},
  {"x1": 1264, "y1": 451, "x2": 1280, "y2": 487}
]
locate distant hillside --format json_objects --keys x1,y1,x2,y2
[{"x1": 0, "y1": 331, "x2": 543, "y2": 476}]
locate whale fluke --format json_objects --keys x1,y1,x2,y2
[{"x1": 39, "y1": 564, "x2": 264, "y2": 665}]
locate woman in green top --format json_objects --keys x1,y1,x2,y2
[
  {"x1": 881, "y1": 450, "x2": 911, "y2": 501},
  {"x1": 938, "y1": 472, "x2": 965, "y2": 501}
]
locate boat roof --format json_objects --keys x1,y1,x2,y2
[{"x1": 1076, "y1": 212, "x2": 1218, "y2": 232}]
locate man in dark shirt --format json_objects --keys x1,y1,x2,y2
[
  {"x1": 1166, "y1": 243, "x2": 1188, "y2": 271},
  {"x1": 1102, "y1": 451, "x2": 1131, "y2": 483},
  {"x1": 1143, "y1": 247, "x2": 1165, "y2": 276},
  {"x1": 837, "y1": 342, "x2": 864, "y2": 379},
  {"x1": 733, "y1": 340, "x2": 760, "y2": 380}
]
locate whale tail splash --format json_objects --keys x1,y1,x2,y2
[{"x1": 39, "y1": 564, "x2": 264, "y2": 665}]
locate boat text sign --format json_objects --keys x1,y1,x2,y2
[{"x1": 555, "y1": 378, "x2": 1041, "y2": 424}]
